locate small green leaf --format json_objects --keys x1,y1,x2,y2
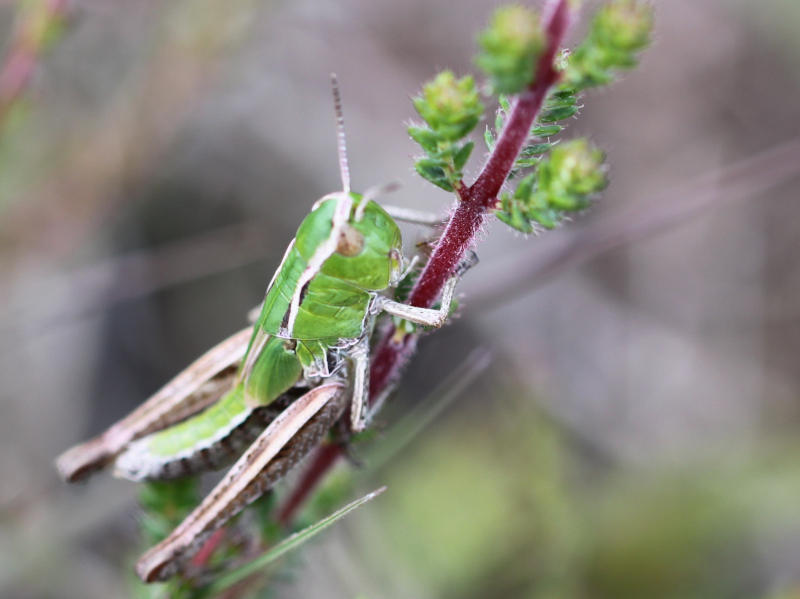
[
  {"x1": 498, "y1": 191, "x2": 513, "y2": 212},
  {"x1": 415, "y1": 157, "x2": 446, "y2": 175},
  {"x1": 433, "y1": 179, "x2": 455, "y2": 192},
  {"x1": 453, "y1": 141, "x2": 474, "y2": 171},
  {"x1": 549, "y1": 194, "x2": 592, "y2": 212},
  {"x1": 494, "y1": 95, "x2": 510, "y2": 130},
  {"x1": 538, "y1": 105, "x2": 580, "y2": 123},
  {"x1": 528, "y1": 208, "x2": 560, "y2": 229},
  {"x1": 494, "y1": 110, "x2": 504, "y2": 133},
  {"x1": 498, "y1": 94, "x2": 511, "y2": 113},
  {"x1": 495, "y1": 205, "x2": 535, "y2": 234},
  {"x1": 546, "y1": 93, "x2": 578, "y2": 108},
  {"x1": 484, "y1": 127, "x2": 495, "y2": 150},
  {"x1": 513, "y1": 158, "x2": 539, "y2": 169},
  {"x1": 415, "y1": 160, "x2": 454, "y2": 191},
  {"x1": 520, "y1": 142, "x2": 553, "y2": 157},
  {"x1": 514, "y1": 173, "x2": 536, "y2": 200},
  {"x1": 551, "y1": 89, "x2": 576, "y2": 100},
  {"x1": 532, "y1": 124, "x2": 562, "y2": 137},
  {"x1": 408, "y1": 125, "x2": 440, "y2": 153}
]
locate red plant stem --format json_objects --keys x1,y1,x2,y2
[
  {"x1": 277, "y1": 442, "x2": 343, "y2": 525},
  {"x1": 191, "y1": 528, "x2": 226, "y2": 570},
  {"x1": 278, "y1": 0, "x2": 573, "y2": 524}
]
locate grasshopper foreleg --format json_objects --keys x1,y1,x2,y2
[
  {"x1": 376, "y1": 277, "x2": 456, "y2": 328},
  {"x1": 375, "y1": 250, "x2": 478, "y2": 328}
]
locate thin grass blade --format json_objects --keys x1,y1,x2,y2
[{"x1": 209, "y1": 486, "x2": 387, "y2": 594}]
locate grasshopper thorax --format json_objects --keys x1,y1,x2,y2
[
  {"x1": 297, "y1": 192, "x2": 403, "y2": 291},
  {"x1": 257, "y1": 191, "x2": 404, "y2": 342}
]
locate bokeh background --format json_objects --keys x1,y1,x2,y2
[{"x1": 2, "y1": 0, "x2": 800, "y2": 597}]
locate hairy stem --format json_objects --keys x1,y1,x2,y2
[{"x1": 277, "y1": 0, "x2": 575, "y2": 524}]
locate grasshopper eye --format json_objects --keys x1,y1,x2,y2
[{"x1": 336, "y1": 224, "x2": 365, "y2": 257}]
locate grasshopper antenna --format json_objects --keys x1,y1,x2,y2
[{"x1": 331, "y1": 74, "x2": 351, "y2": 194}]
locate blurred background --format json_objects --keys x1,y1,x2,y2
[{"x1": 2, "y1": 0, "x2": 800, "y2": 597}]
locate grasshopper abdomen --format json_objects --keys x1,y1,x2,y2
[{"x1": 114, "y1": 390, "x2": 299, "y2": 481}]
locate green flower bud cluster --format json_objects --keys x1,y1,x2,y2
[
  {"x1": 409, "y1": 71, "x2": 483, "y2": 192},
  {"x1": 564, "y1": 0, "x2": 654, "y2": 90},
  {"x1": 476, "y1": 5, "x2": 545, "y2": 95},
  {"x1": 495, "y1": 139, "x2": 607, "y2": 233},
  {"x1": 512, "y1": 0, "x2": 652, "y2": 162},
  {"x1": 485, "y1": 0, "x2": 650, "y2": 222}
]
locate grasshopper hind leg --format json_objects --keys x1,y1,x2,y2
[
  {"x1": 56, "y1": 327, "x2": 255, "y2": 483},
  {"x1": 135, "y1": 382, "x2": 349, "y2": 582}
]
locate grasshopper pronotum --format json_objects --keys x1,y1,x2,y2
[{"x1": 56, "y1": 76, "x2": 470, "y2": 582}]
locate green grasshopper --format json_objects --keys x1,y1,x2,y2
[{"x1": 56, "y1": 77, "x2": 469, "y2": 583}]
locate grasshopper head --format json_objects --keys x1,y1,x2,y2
[{"x1": 297, "y1": 193, "x2": 403, "y2": 292}]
